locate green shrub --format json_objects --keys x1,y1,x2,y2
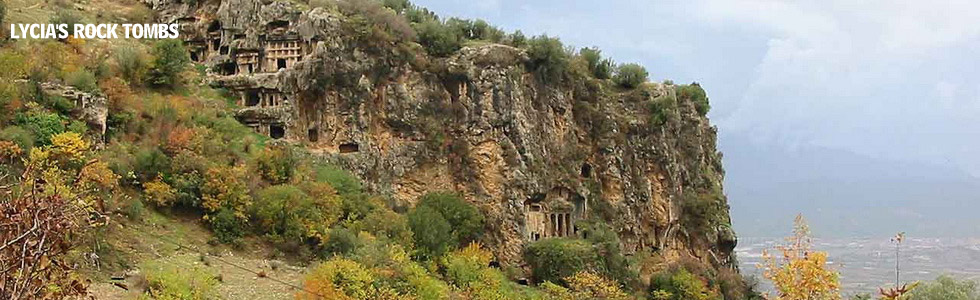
[
  {"x1": 140, "y1": 260, "x2": 220, "y2": 300},
  {"x1": 315, "y1": 164, "x2": 363, "y2": 196},
  {"x1": 416, "y1": 192, "x2": 484, "y2": 245},
  {"x1": 134, "y1": 147, "x2": 171, "y2": 183},
  {"x1": 50, "y1": 10, "x2": 82, "y2": 37},
  {"x1": 209, "y1": 208, "x2": 246, "y2": 244},
  {"x1": 0, "y1": 126, "x2": 36, "y2": 151},
  {"x1": 15, "y1": 110, "x2": 65, "y2": 145},
  {"x1": 680, "y1": 188, "x2": 726, "y2": 234},
  {"x1": 252, "y1": 184, "x2": 337, "y2": 244},
  {"x1": 65, "y1": 69, "x2": 99, "y2": 93},
  {"x1": 323, "y1": 227, "x2": 361, "y2": 257},
  {"x1": 1, "y1": 1, "x2": 6, "y2": 27},
  {"x1": 524, "y1": 238, "x2": 597, "y2": 285},
  {"x1": 579, "y1": 47, "x2": 613, "y2": 79},
  {"x1": 359, "y1": 208, "x2": 414, "y2": 249},
  {"x1": 578, "y1": 222, "x2": 636, "y2": 286},
  {"x1": 650, "y1": 95, "x2": 676, "y2": 126},
  {"x1": 677, "y1": 83, "x2": 710, "y2": 116},
  {"x1": 507, "y1": 30, "x2": 527, "y2": 48},
  {"x1": 649, "y1": 269, "x2": 718, "y2": 300},
  {"x1": 41, "y1": 95, "x2": 76, "y2": 115},
  {"x1": 907, "y1": 275, "x2": 980, "y2": 300},
  {"x1": 408, "y1": 204, "x2": 453, "y2": 260},
  {"x1": 122, "y1": 197, "x2": 145, "y2": 221},
  {"x1": 256, "y1": 145, "x2": 298, "y2": 184},
  {"x1": 526, "y1": 35, "x2": 570, "y2": 84},
  {"x1": 614, "y1": 63, "x2": 648, "y2": 89},
  {"x1": 148, "y1": 39, "x2": 189, "y2": 88},
  {"x1": 115, "y1": 45, "x2": 149, "y2": 85},
  {"x1": 416, "y1": 20, "x2": 461, "y2": 57}
]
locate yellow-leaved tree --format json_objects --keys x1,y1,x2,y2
[{"x1": 760, "y1": 214, "x2": 841, "y2": 300}]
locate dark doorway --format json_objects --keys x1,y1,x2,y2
[
  {"x1": 211, "y1": 39, "x2": 220, "y2": 51},
  {"x1": 189, "y1": 51, "x2": 199, "y2": 62},
  {"x1": 270, "y1": 125, "x2": 285, "y2": 139},
  {"x1": 581, "y1": 163, "x2": 592, "y2": 178},
  {"x1": 220, "y1": 63, "x2": 235, "y2": 75},
  {"x1": 339, "y1": 143, "x2": 359, "y2": 153},
  {"x1": 219, "y1": 46, "x2": 229, "y2": 55},
  {"x1": 207, "y1": 20, "x2": 221, "y2": 32},
  {"x1": 245, "y1": 91, "x2": 260, "y2": 106},
  {"x1": 277, "y1": 58, "x2": 287, "y2": 70},
  {"x1": 308, "y1": 128, "x2": 319, "y2": 142}
]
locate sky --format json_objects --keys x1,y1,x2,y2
[
  {"x1": 411, "y1": 0, "x2": 980, "y2": 236},
  {"x1": 412, "y1": 0, "x2": 980, "y2": 174}
]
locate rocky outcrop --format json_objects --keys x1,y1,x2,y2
[
  {"x1": 152, "y1": 0, "x2": 737, "y2": 269},
  {"x1": 38, "y1": 82, "x2": 108, "y2": 145}
]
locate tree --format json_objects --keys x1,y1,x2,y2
[
  {"x1": 579, "y1": 47, "x2": 613, "y2": 79},
  {"x1": 408, "y1": 204, "x2": 453, "y2": 259},
  {"x1": 415, "y1": 192, "x2": 484, "y2": 245},
  {"x1": 148, "y1": 39, "x2": 189, "y2": 88},
  {"x1": 614, "y1": 63, "x2": 648, "y2": 89},
  {"x1": 524, "y1": 238, "x2": 598, "y2": 285},
  {"x1": 677, "y1": 83, "x2": 710, "y2": 116},
  {"x1": 760, "y1": 214, "x2": 841, "y2": 300},
  {"x1": 416, "y1": 20, "x2": 461, "y2": 57},
  {"x1": 527, "y1": 35, "x2": 570, "y2": 84},
  {"x1": 906, "y1": 275, "x2": 978, "y2": 300}
]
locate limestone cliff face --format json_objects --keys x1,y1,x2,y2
[{"x1": 146, "y1": 0, "x2": 737, "y2": 268}]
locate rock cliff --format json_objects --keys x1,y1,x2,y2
[{"x1": 144, "y1": 0, "x2": 737, "y2": 269}]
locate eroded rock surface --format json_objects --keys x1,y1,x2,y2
[{"x1": 149, "y1": 0, "x2": 737, "y2": 269}]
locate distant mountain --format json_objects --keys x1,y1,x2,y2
[{"x1": 720, "y1": 131, "x2": 980, "y2": 238}]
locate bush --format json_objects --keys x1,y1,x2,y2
[
  {"x1": 50, "y1": 10, "x2": 82, "y2": 37},
  {"x1": 649, "y1": 95, "x2": 676, "y2": 126},
  {"x1": 677, "y1": 83, "x2": 710, "y2": 116},
  {"x1": 579, "y1": 47, "x2": 613, "y2": 79},
  {"x1": 252, "y1": 184, "x2": 338, "y2": 243},
  {"x1": 649, "y1": 269, "x2": 719, "y2": 300},
  {"x1": 15, "y1": 110, "x2": 65, "y2": 145},
  {"x1": 256, "y1": 145, "x2": 298, "y2": 184},
  {"x1": 526, "y1": 35, "x2": 570, "y2": 84},
  {"x1": 680, "y1": 188, "x2": 726, "y2": 234},
  {"x1": 65, "y1": 69, "x2": 99, "y2": 93},
  {"x1": 563, "y1": 271, "x2": 631, "y2": 300},
  {"x1": 133, "y1": 147, "x2": 171, "y2": 183},
  {"x1": 298, "y1": 258, "x2": 379, "y2": 300},
  {"x1": 0, "y1": 126, "x2": 36, "y2": 151},
  {"x1": 323, "y1": 227, "x2": 361, "y2": 257},
  {"x1": 507, "y1": 30, "x2": 527, "y2": 48},
  {"x1": 614, "y1": 63, "x2": 648, "y2": 89},
  {"x1": 416, "y1": 20, "x2": 461, "y2": 57},
  {"x1": 148, "y1": 40, "x2": 189, "y2": 88},
  {"x1": 315, "y1": 164, "x2": 363, "y2": 196},
  {"x1": 143, "y1": 176, "x2": 177, "y2": 207},
  {"x1": 408, "y1": 204, "x2": 453, "y2": 260},
  {"x1": 415, "y1": 192, "x2": 484, "y2": 245},
  {"x1": 578, "y1": 222, "x2": 636, "y2": 286},
  {"x1": 907, "y1": 275, "x2": 980, "y2": 300},
  {"x1": 140, "y1": 260, "x2": 220, "y2": 300},
  {"x1": 209, "y1": 208, "x2": 246, "y2": 244},
  {"x1": 359, "y1": 208, "x2": 414, "y2": 249},
  {"x1": 115, "y1": 45, "x2": 149, "y2": 85},
  {"x1": 524, "y1": 238, "x2": 597, "y2": 285}
]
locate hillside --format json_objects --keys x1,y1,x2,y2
[{"x1": 0, "y1": 0, "x2": 750, "y2": 299}]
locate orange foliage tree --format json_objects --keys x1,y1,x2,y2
[{"x1": 759, "y1": 214, "x2": 841, "y2": 300}]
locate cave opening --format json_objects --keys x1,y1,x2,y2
[
  {"x1": 270, "y1": 125, "x2": 285, "y2": 139},
  {"x1": 219, "y1": 46, "x2": 230, "y2": 55},
  {"x1": 581, "y1": 163, "x2": 592, "y2": 178},
  {"x1": 339, "y1": 143, "x2": 359, "y2": 153},
  {"x1": 207, "y1": 20, "x2": 221, "y2": 32},
  {"x1": 308, "y1": 127, "x2": 319, "y2": 142},
  {"x1": 245, "y1": 91, "x2": 260, "y2": 106},
  {"x1": 277, "y1": 58, "x2": 287, "y2": 70}
]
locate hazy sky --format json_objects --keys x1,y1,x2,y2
[{"x1": 413, "y1": 0, "x2": 980, "y2": 176}]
